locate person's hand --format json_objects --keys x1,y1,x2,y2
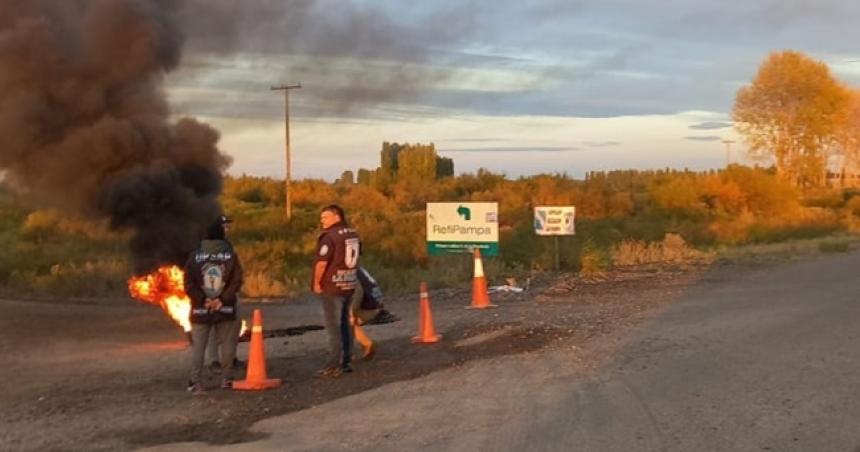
[
  {"x1": 211, "y1": 299, "x2": 223, "y2": 311},
  {"x1": 204, "y1": 298, "x2": 214, "y2": 309}
]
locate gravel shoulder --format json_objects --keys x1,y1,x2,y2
[{"x1": 0, "y1": 249, "x2": 833, "y2": 451}]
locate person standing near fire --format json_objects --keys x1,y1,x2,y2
[
  {"x1": 184, "y1": 215, "x2": 244, "y2": 394},
  {"x1": 205, "y1": 217, "x2": 242, "y2": 371},
  {"x1": 312, "y1": 205, "x2": 361, "y2": 377}
]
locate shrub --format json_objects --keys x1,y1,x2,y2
[
  {"x1": 242, "y1": 271, "x2": 289, "y2": 298},
  {"x1": 223, "y1": 175, "x2": 283, "y2": 207},
  {"x1": 611, "y1": 233, "x2": 707, "y2": 267},
  {"x1": 1, "y1": 164, "x2": 854, "y2": 299},
  {"x1": 7, "y1": 259, "x2": 129, "y2": 296},
  {"x1": 648, "y1": 176, "x2": 707, "y2": 217},
  {"x1": 579, "y1": 239, "x2": 608, "y2": 276},
  {"x1": 803, "y1": 189, "x2": 844, "y2": 209},
  {"x1": 819, "y1": 241, "x2": 850, "y2": 253},
  {"x1": 707, "y1": 210, "x2": 753, "y2": 244},
  {"x1": 747, "y1": 222, "x2": 841, "y2": 243},
  {"x1": 844, "y1": 196, "x2": 860, "y2": 216},
  {"x1": 21, "y1": 210, "x2": 113, "y2": 241},
  {"x1": 722, "y1": 166, "x2": 799, "y2": 216}
]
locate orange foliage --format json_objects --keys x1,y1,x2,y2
[
  {"x1": 649, "y1": 176, "x2": 707, "y2": 216},
  {"x1": 702, "y1": 176, "x2": 746, "y2": 215},
  {"x1": 291, "y1": 180, "x2": 338, "y2": 207},
  {"x1": 734, "y1": 50, "x2": 850, "y2": 187}
]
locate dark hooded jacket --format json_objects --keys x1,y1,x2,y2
[
  {"x1": 356, "y1": 267, "x2": 383, "y2": 310},
  {"x1": 183, "y1": 239, "x2": 243, "y2": 324}
]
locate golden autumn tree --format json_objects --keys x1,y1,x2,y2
[
  {"x1": 833, "y1": 89, "x2": 860, "y2": 185},
  {"x1": 733, "y1": 51, "x2": 849, "y2": 187}
]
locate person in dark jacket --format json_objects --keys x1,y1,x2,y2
[
  {"x1": 184, "y1": 215, "x2": 244, "y2": 394},
  {"x1": 312, "y1": 205, "x2": 360, "y2": 377},
  {"x1": 351, "y1": 267, "x2": 382, "y2": 360},
  {"x1": 205, "y1": 217, "x2": 243, "y2": 370}
]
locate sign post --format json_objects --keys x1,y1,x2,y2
[
  {"x1": 533, "y1": 206, "x2": 575, "y2": 270},
  {"x1": 427, "y1": 202, "x2": 499, "y2": 256}
]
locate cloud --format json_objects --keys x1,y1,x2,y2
[
  {"x1": 440, "y1": 146, "x2": 581, "y2": 153},
  {"x1": 582, "y1": 141, "x2": 621, "y2": 147},
  {"x1": 689, "y1": 121, "x2": 733, "y2": 130},
  {"x1": 175, "y1": 1, "x2": 479, "y2": 116},
  {"x1": 436, "y1": 138, "x2": 511, "y2": 143},
  {"x1": 169, "y1": 0, "x2": 860, "y2": 125},
  {"x1": 684, "y1": 136, "x2": 723, "y2": 142},
  {"x1": 181, "y1": 0, "x2": 476, "y2": 59}
]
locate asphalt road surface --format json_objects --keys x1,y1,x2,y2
[
  {"x1": 504, "y1": 251, "x2": 860, "y2": 452},
  {"x1": 146, "y1": 252, "x2": 860, "y2": 452}
]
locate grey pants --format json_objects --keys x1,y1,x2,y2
[
  {"x1": 206, "y1": 320, "x2": 241, "y2": 364},
  {"x1": 206, "y1": 328, "x2": 220, "y2": 364},
  {"x1": 319, "y1": 294, "x2": 353, "y2": 368},
  {"x1": 190, "y1": 319, "x2": 239, "y2": 384}
]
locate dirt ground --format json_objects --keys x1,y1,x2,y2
[{"x1": 1, "y1": 262, "x2": 740, "y2": 451}]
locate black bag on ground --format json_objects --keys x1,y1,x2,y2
[{"x1": 357, "y1": 267, "x2": 384, "y2": 310}]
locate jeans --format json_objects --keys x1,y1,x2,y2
[
  {"x1": 319, "y1": 294, "x2": 353, "y2": 368},
  {"x1": 190, "y1": 319, "x2": 239, "y2": 384}
]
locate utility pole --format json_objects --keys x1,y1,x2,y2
[
  {"x1": 721, "y1": 139, "x2": 735, "y2": 168},
  {"x1": 271, "y1": 83, "x2": 302, "y2": 220}
]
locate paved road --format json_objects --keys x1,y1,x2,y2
[
  {"x1": 147, "y1": 253, "x2": 860, "y2": 452},
  {"x1": 504, "y1": 252, "x2": 860, "y2": 452}
]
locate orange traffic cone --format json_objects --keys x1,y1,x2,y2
[
  {"x1": 412, "y1": 281, "x2": 441, "y2": 344},
  {"x1": 468, "y1": 248, "x2": 496, "y2": 309},
  {"x1": 233, "y1": 309, "x2": 281, "y2": 391}
]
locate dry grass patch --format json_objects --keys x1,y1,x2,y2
[{"x1": 611, "y1": 233, "x2": 711, "y2": 267}]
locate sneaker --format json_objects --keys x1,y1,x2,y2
[
  {"x1": 366, "y1": 309, "x2": 400, "y2": 325},
  {"x1": 315, "y1": 366, "x2": 341, "y2": 378},
  {"x1": 221, "y1": 379, "x2": 233, "y2": 390},
  {"x1": 187, "y1": 381, "x2": 206, "y2": 395},
  {"x1": 341, "y1": 363, "x2": 353, "y2": 374}
]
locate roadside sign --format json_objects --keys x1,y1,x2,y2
[
  {"x1": 534, "y1": 206, "x2": 575, "y2": 236},
  {"x1": 427, "y1": 202, "x2": 499, "y2": 256}
]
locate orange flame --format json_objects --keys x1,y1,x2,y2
[
  {"x1": 128, "y1": 265, "x2": 248, "y2": 336},
  {"x1": 128, "y1": 265, "x2": 192, "y2": 332}
]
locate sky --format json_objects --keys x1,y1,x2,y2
[{"x1": 167, "y1": 0, "x2": 860, "y2": 180}]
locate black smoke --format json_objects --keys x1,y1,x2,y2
[
  {"x1": 0, "y1": 0, "x2": 230, "y2": 273},
  {"x1": 171, "y1": 0, "x2": 477, "y2": 118}
]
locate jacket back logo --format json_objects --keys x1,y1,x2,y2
[{"x1": 202, "y1": 263, "x2": 225, "y2": 299}]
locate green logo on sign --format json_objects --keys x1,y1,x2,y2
[{"x1": 457, "y1": 205, "x2": 471, "y2": 221}]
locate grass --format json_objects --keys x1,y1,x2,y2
[
  {"x1": 818, "y1": 240, "x2": 851, "y2": 253},
  {"x1": 715, "y1": 233, "x2": 860, "y2": 264},
  {"x1": 611, "y1": 234, "x2": 712, "y2": 267},
  {"x1": 3, "y1": 170, "x2": 860, "y2": 299}
]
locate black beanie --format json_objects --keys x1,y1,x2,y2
[{"x1": 205, "y1": 221, "x2": 225, "y2": 240}]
